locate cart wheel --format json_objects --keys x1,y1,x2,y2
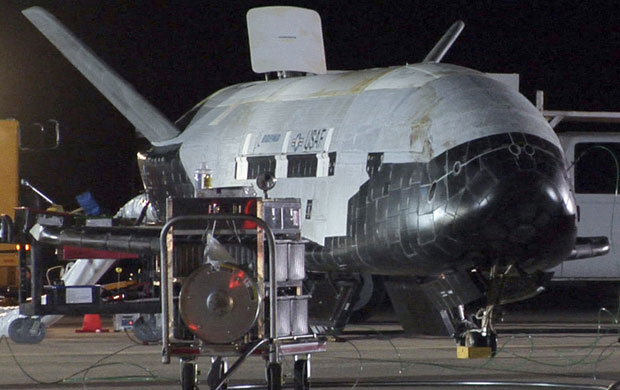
[
  {"x1": 293, "y1": 359, "x2": 309, "y2": 390},
  {"x1": 8, "y1": 317, "x2": 46, "y2": 344},
  {"x1": 267, "y1": 362, "x2": 282, "y2": 390},
  {"x1": 207, "y1": 357, "x2": 227, "y2": 390},
  {"x1": 180, "y1": 360, "x2": 198, "y2": 390}
]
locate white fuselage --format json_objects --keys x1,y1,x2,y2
[{"x1": 162, "y1": 63, "x2": 560, "y2": 245}]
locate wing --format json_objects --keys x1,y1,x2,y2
[{"x1": 22, "y1": 7, "x2": 179, "y2": 144}]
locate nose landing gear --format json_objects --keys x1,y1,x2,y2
[
  {"x1": 456, "y1": 304, "x2": 498, "y2": 358},
  {"x1": 456, "y1": 263, "x2": 505, "y2": 358},
  {"x1": 458, "y1": 304, "x2": 498, "y2": 355}
]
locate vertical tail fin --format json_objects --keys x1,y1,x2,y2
[{"x1": 423, "y1": 20, "x2": 465, "y2": 63}]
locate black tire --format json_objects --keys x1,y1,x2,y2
[
  {"x1": 8, "y1": 317, "x2": 46, "y2": 344},
  {"x1": 462, "y1": 331, "x2": 498, "y2": 356},
  {"x1": 267, "y1": 362, "x2": 282, "y2": 390},
  {"x1": 207, "y1": 357, "x2": 227, "y2": 390},
  {"x1": 463, "y1": 331, "x2": 483, "y2": 347},
  {"x1": 293, "y1": 359, "x2": 309, "y2": 390},
  {"x1": 181, "y1": 361, "x2": 197, "y2": 390}
]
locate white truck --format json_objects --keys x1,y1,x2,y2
[{"x1": 541, "y1": 97, "x2": 620, "y2": 280}]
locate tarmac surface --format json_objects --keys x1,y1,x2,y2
[{"x1": 0, "y1": 283, "x2": 619, "y2": 390}]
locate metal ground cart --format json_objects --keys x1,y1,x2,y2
[{"x1": 160, "y1": 197, "x2": 325, "y2": 390}]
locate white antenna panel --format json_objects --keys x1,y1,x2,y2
[{"x1": 247, "y1": 6, "x2": 327, "y2": 75}]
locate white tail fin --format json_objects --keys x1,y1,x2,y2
[
  {"x1": 22, "y1": 7, "x2": 179, "y2": 144},
  {"x1": 423, "y1": 20, "x2": 465, "y2": 63}
]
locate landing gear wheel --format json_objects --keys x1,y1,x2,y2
[
  {"x1": 462, "y1": 331, "x2": 498, "y2": 356},
  {"x1": 293, "y1": 359, "x2": 309, "y2": 390},
  {"x1": 207, "y1": 357, "x2": 227, "y2": 390},
  {"x1": 267, "y1": 362, "x2": 282, "y2": 390},
  {"x1": 180, "y1": 360, "x2": 198, "y2": 390}
]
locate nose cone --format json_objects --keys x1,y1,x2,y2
[
  {"x1": 448, "y1": 138, "x2": 577, "y2": 272},
  {"x1": 477, "y1": 170, "x2": 576, "y2": 271}
]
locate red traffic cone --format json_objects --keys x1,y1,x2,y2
[{"x1": 76, "y1": 314, "x2": 109, "y2": 333}]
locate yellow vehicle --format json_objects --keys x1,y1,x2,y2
[{"x1": 0, "y1": 119, "x2": 19, "y2": 298}]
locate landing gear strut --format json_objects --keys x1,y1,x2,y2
[
  {"x1": 456, "y1": 303, "x2": 498, "y2": 355},
  {"x1": 456, "y1": 263, "x2": 507, "y2": 355},
  {"x1": 459, "y1": 305, "x2": 498, "y2": 354}
]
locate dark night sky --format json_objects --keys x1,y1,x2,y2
[{"x1": 0, "y1": 1, "x2": 618, "y2": 211}]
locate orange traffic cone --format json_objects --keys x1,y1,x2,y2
[{"x1": 76, "y1": 314, "x2": 109, "y2": 333}]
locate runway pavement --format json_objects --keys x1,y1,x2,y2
[{"x1": 0, "y1": 284, "x2": 619, "y2": 389}]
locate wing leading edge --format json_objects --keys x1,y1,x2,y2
[{"x1": 22, "y1": 7, "x2": 179, "y2": 144}]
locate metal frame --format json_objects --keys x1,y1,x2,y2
[
  {"x1": 18, "y1": 240, "x2": 160, "y2": 316},
  {"x1": 536, "y1": 90, "x2": 620, "y2": 128},
  {"x1": 159, "y1": 214, "x2": 278, "y2": 365}
]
